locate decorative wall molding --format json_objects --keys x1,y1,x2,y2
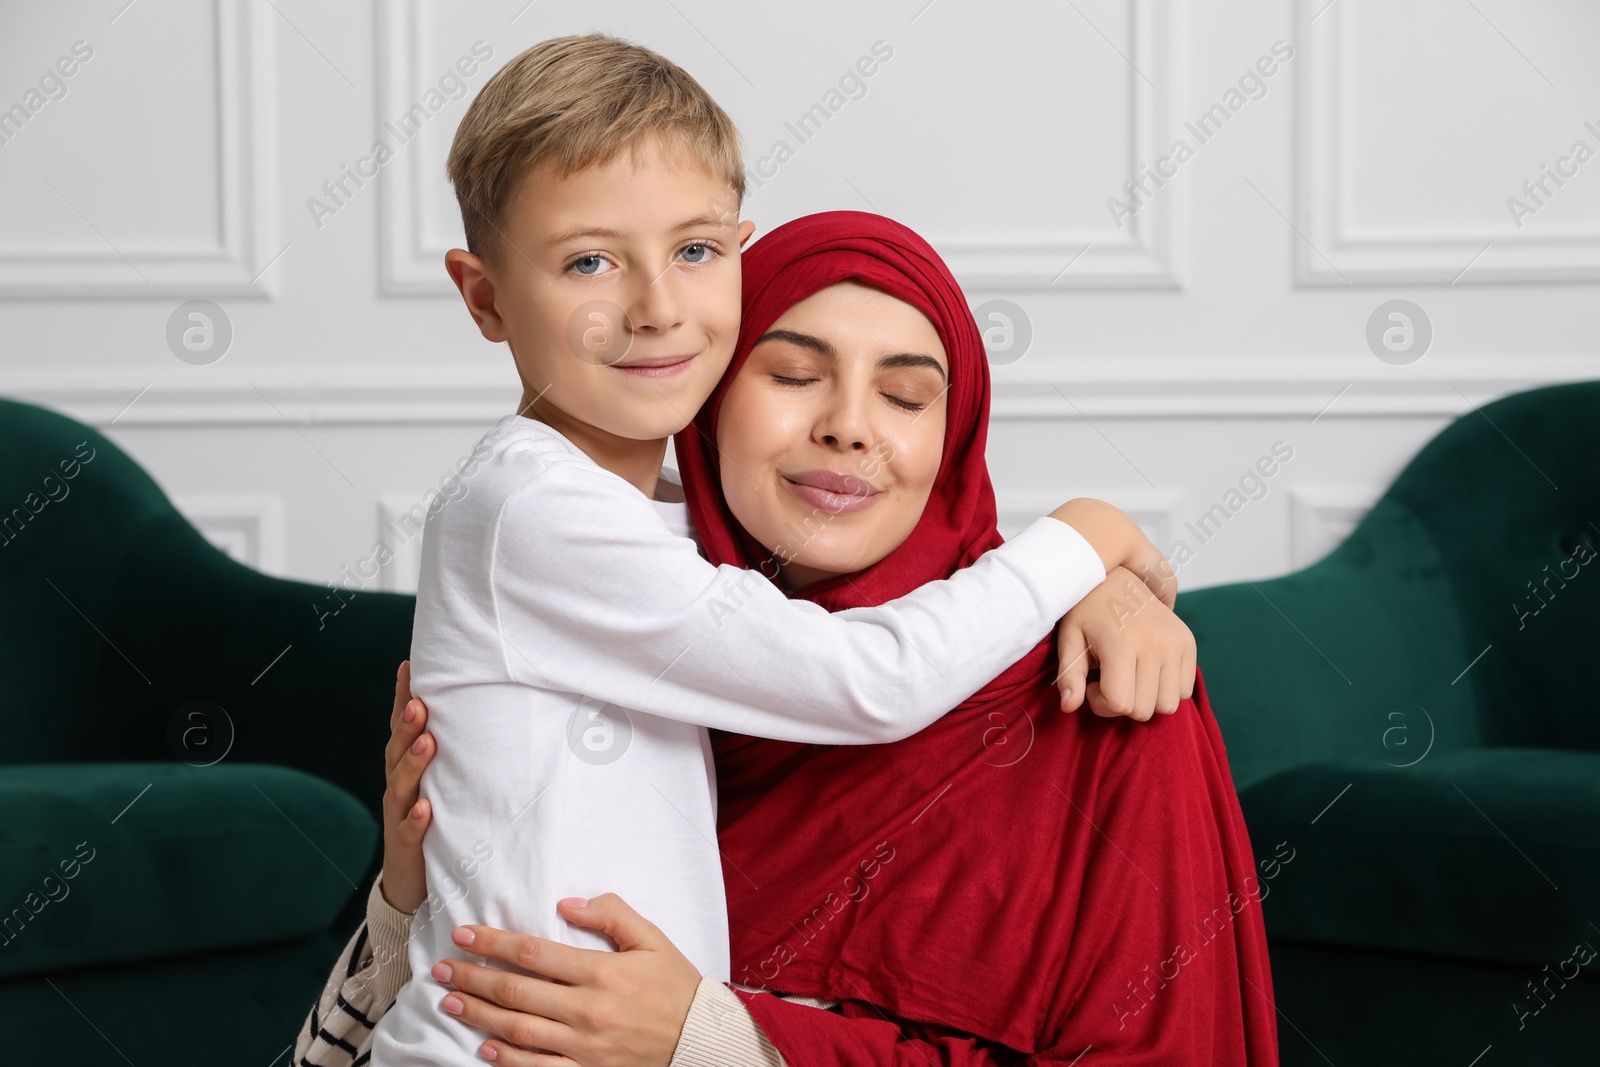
[
  {"x1": 376, "y1": 0, "x2": 1183, "y2": 293},
  {"x1": 376, "y1": 495, "x2": 430, "y2": 593},
  {"x1": 1294, "y1": 0, "x2": 1600, "y2": 286},
  {"x1": 0, "y1": 0, "x2": 279, "y2": 298},
  {"x1": 7, "y1": 354, "x2": 1596, "y2": 426},
  {"x1": 172, "y1": 493, "x2": 286, "y2": 574},
  {"x1": 934, "y1": 0, "x2": 1182, "y2": 290},
  {"x1": 376, "y1": 0, "x2": 450, "y2": 296},
  {"x1": 1289, "y1": 485, "x2": 1380, "y2": 568}
]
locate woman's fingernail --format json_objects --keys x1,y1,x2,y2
[
  {"x1": 480, "y1": 1044, "x2": 499, "y2": 1062},
  {"x1": 442, "y1": 994, "x2": 464, "y2": 1016},
  {"x1": 412, "y1": 735, "x2": 426, "y2": 754},
  {"x1": 559, "y1": 896, "x2": 588, "y2": 909},
  {"x1": 432, "y1": 961, "x2": 453, "y2": 983},
  {"x1": 452, "y1": 926, "x2": 476, "y2": 946},
  {"x1": 404, "y1": 703, "x2": 416, "y2": 723},
  {"x1": 411, "y1": 801, "x2": 425, "y2": 819}
]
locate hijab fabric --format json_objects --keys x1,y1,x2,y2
[{"x1": 673, "y1": 211, "x2": 1279, "y2": 1063}]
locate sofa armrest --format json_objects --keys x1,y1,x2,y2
[
  {"x1": 1239, "y1": 747, "x2": 1600, "y2": 967},
  {"x1": 0, "y1": 761, "x2": 376, "y2": 979},
  {"x1": 1175, "y1": 496, "x2": 1483, "y2": 793}
]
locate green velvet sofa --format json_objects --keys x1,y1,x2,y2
[
  {"x1": 1179, "y1": 380, "x2": 1600, "y2": 1064},
  {"x1": 1, "y1": 383, "x2": 1594, "y2": 1065},
  {"x1": 0, "y1": 396, "x2": 413, "y2": 1063}
]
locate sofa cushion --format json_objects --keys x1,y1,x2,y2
[
  {"x1": 1239, "y1": 747, "x2": 1600, "y2": 967},
  {"x1": 0, "y1": 762, "x2": 376, "y2": 978}
]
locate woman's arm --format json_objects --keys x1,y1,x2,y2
[
  {"x1": 670, "y1": 978, "x2": 787, "y2": 1067},
  {"x1": 432, "y1": 897, "x2": 786, "y2": 1067},
  {"x1": 430, "y1": 899, "x2": 1023, "y2": 1067},
  {"x1": 732, "y1": 992, "x2": 1029, "y2": 1067},
  {"x1": 292, "y1": 665, "x2": 432, "y2": 1065},
  {"x1": 292, "y1": 877, "x2": 416, "y2": 1066}
]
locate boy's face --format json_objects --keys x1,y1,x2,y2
[{"x1": 447, "y1": 136, "x2": 755, "y2": 446}]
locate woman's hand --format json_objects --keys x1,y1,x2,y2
[
  {"x1": 432, "y1": 894, "x2": 702, "y2": 1067},
  {"x1": 380, "y1": 660, "x2": 436, "y2": 914},
  {"x1": 1054, "y1": 566, "x2": 1196, "y2": 719}
]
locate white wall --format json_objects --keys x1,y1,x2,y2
[{"x1": 3, "y1": 0, "x2": 1597, "y2": 596}]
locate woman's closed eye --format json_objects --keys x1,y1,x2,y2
[
  {"x1": 769, "y1": 372, "x2": 930, "y2": 413},
  {"x1": 882, "y1": 392, "x2": 926, "y2": 413},
  {"x1": 878, "y1": 370, "x2": 944, "y2": 413}
]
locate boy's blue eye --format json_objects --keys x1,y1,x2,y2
[
  {"x1": 679, "y1": 243, "x2": 713, "y2": 264},
  {"x1": 571, "y1": 255, "x2": 606, "y2": 275}
]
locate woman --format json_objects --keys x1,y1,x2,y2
[{"x1": 297, "y1": 212, "x2": 1277, "y2": 1065}]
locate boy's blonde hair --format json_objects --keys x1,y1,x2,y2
[{"x1": 447, "y1": 33, "x2": 745, "y2": 261}]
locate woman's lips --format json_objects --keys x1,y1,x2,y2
[
  {"x1": 781, "y1": 469, "x2": 882, "y2": 515},
  {"x1": 611, "y1": 354, "x2": 696, "y2": 378}
]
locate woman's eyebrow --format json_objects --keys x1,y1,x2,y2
[
  {"x1": 754, "y1": 329, "x2": 835, "y2": 359},
  {"x1": 878, "y1": 353, "x2": 947, "y2": 380}
]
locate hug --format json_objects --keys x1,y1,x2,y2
[{"x1": 287, "y1": 34, "x2": 1277, "y2": 1067}]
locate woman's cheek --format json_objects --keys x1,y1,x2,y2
[{"x1": 893, "y1": 431, "x2": 943, "y2": 494}]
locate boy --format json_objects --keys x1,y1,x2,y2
[{"x1": 364, "y1": 34, "x2": 1165, "y2": 1066}]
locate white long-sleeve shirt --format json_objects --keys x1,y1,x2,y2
[{"x1": 367, "y1": 415, "x2": 1106, "y2": 1066}]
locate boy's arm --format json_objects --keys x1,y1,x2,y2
[
  {"x1": 1054, "y1": 565, "x2": 1197, "y2": 717},
  {"x1": 1049, "y1": 498, "x2": 1176, "y2": 607},
  {"x1": 488, "y1": 466, "x2": 1149, "y2": 745},
  {"x1": 291, "y1": 876, "x2": 415, "y2": 1067}
]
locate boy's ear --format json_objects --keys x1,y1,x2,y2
[
  {"x1": 444, "y1": 248, "x2": 509, "y2": 343},
  {"x1": 738, "y1": 220, "x2": 756, "y2": 248}
]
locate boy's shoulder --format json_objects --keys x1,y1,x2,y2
[
  {"x1": 439, "y1": 415, "x2": 649, "y2": 529},
  {"x1": 482, "y1": 414, "x2": 588, "y2": 471}
]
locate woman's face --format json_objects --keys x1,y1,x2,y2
[{"x1": 715, "y1": 281, "x2": 950, "y2": 588}]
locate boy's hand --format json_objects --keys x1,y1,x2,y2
[
  {"x1": 1047, "y1": 498, "x2": 1177, "y2": 609},
  {"x1": 1055, "y1": 567, "x2": 1196, "y2": 719},
  {"x1": 381, "y1": 660, "x2": 435, "y2": 915}
]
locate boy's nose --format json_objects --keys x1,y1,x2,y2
[{"x1": 626, "y1": 271, "x2": 685, "y2": 333}]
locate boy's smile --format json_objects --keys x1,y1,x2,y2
[{"x1": 445, "y1": 134, "x2": 754, "y2": 495}]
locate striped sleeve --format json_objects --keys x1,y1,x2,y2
[
  {"x1": 292, "y1": 875, "x2": 415, "y2": 1066},
  {"x1": 669, "y1": 977, "x2": 789, "y2": 1067}
]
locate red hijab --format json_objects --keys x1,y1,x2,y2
[
  {"x1": 679, "y1": 210, "x2": 1008, "y2": 613},
  {"x1": 675, "y1": 211, "x2": 1070, "y2": 1049}
]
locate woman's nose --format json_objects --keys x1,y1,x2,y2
[{"x1": 815, "y1": 396, "x2": 873, "y2": 451}]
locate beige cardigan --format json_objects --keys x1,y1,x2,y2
[{"x1": 292, "y1": 875, "x2": 798, "y2": 1065}]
